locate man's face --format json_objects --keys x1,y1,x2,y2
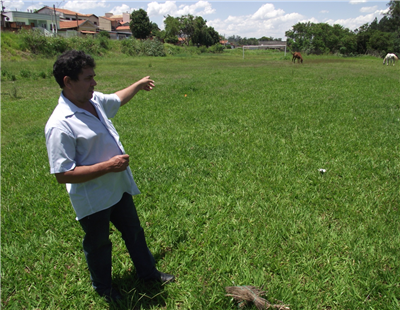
[{"x1": 67, "y1": 67, "x2": 97, "y2": 105}]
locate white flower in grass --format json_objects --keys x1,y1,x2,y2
[{"x1": 318, "y1": 169, "x2": 326, "y2": 174}]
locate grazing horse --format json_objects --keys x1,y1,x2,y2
[
  {"x1": 383, "y1": 53, "x2": 398, "y2": 66},
  {"x1": 292, "y1": 52, "x2": 303, "y2": 64}
]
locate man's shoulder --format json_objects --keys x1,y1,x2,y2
[
  {"x1": 92, "y1": 91, "x2": 120, "y2": 104},
  {"x1": 45, "y1": 96, "x2": 74, "y2": 134}
]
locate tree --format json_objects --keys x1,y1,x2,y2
[
  {"x1": 191, "y1": 16, "x2": 220, "y2": 47},
  {"x1": 286, "y1": 22, "x2": 356, "y2": 54},
  {"x1": 206, "y1": 26, "x2": 220, "y2": 46},
  {"x1": 259, "y1": 36, "x2": 273, "y2": 41},
  {"x1": 385, "y1": 0, "x2": 400, "y2": 52},
  {"x1": 164, "y1": 15, "x2": 180, "y2": 44},
  {"x1": 368, "y1": 31, "x2": 394, "y2": 53},
  {"x1": 386, "y1": 0, "x2": 400, "y2": 22},
  {"x1": 179, "y1": 14, "x2": 196, "y2": 45},
  {"x1": 163, "y1": 14, "x2": 220, "y2": 46},
  {"x1": 130, "y1": 9, "x2": 152, "y2": 39}
]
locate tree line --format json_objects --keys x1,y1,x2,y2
[
  {"x1": 285, "y1": 0, "x2": 399, "y2": 56},
  {"x1": 129, "y1": 1, "x2": 399, "y2": 56}
]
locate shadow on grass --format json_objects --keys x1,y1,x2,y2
[
  {"x1": 110, "y1": 274, "x2": 169, "y2": 310},
  {"x1": 109, "y1": 250, "x2": 175, "y2": 310}
]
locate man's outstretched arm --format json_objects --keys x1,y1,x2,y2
[{"x1": 115, "y1": 76, "x2": 155, "y2": 106}]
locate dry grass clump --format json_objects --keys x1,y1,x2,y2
[{"x1": 225, "y1": 286, "x2": 290, "y2": 310}]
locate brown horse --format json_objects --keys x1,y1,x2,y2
[{"x1": 292, "y1": 52, "x2": 303, "y2": 64}]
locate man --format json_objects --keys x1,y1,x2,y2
[{"x1": 45, "y1": 50, "x2": 174, "y2": 303}]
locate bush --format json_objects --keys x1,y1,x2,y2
[
  {"x1": 121, "y1": 38, "x2": 166, "y2": 57},
  {"x1": 199, "y1": 46, "x2": 208, "y2": 53},
  {"x1": 164, "y1": 43, "x2": 182, "y2": 56},
  {"x1": 10, "y1": 74, "x2": 16, "y2": 81},
  {"x1": 48, "y1": 35, "x2": 70, "y2": 54},
  {"x1": 142, "y1": 39, "x2": 166, "y2": 56},
  {"x1": 69, "y1": 36, "x2": 104, "y2": 56},
  {"x1": 18, "y1": 29, "x2": 70, "y2": 56},
  {"x1": 185, "y1": 46, "x2": 201, "y2": 55},
  {"x1": 98, "y1": 36, "x2": 110, "y2": 50},
  {"x1": 98, "y1": 31, "x2": 110, "y2": 39},
  {"x1": 20, "y1": 69, "x2": 31, "y2": 78},
  {"x1": 209, "y1": 43, "x2": 224, "y2": 53},
  {"x1": 121, "y1": 38, "x2": 141, "y2": 56},
  {"x1": 19, "y1": 29, "x2": 50, "y2": 55}
]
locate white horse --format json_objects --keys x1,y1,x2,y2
[{"x1": 383, "y1": 53, "x2": 398, "y2": 66}]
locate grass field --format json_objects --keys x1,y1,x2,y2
[{"x1": 1, "y1": 50, "x2": 400, "y2": 310}]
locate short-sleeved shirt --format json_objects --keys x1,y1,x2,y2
[{"x1": 45, "y1": 91, "x2": 140, "y2": 220}]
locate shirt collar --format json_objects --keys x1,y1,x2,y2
[{"x1": 58, "y1": 91, "x2": 97, "y2": 118}]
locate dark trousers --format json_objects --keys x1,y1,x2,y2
[{"x1": 79, "y1": 193, "x2": 157, "y2": 293}]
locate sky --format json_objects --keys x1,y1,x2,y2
[{"x1": 5, "y1": 0, "x2": 391, "y2": 39}]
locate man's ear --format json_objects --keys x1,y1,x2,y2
[{"x1": 63, "y1": 76, "x2": 72, "y2": 89}]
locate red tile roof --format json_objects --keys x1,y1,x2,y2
[
  {"x1": 116, "y1": 25, "x2": 131, "y2": 31},
  {"x1": 59, "y1": 20, "x2": 86, "y2": 29},
  {"x1": 41, "y1": 6, "x2": 97, "y2": 17}
]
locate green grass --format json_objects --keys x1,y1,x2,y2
[{"x1": 2, "y1": 51, "x2": 400, "y2": 309}]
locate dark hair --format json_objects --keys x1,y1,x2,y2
[{"x1": 53, "y1": 50, "x2": 96, "y2": 88}]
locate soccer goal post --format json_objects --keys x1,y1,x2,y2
[{"x1": 242, "y1": 44, "x2": 287, "y2": 59}]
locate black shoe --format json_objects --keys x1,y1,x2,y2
[
  {"x1": 98, "y1": 288, "x2": 123, "y2": 303},
  {"x1": 159, "y1": 271, "x2": 175, "y2": 283},
  {"x1": 144, "y1": 271, "x2": 175, "y2": 284}
]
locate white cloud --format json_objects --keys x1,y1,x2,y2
[
  {"x1": 147, "y1": 1, "x2": 214, "y2": 18},
  {"x1": 177, "y1": 1, "x2": 215, "y2": 16},
  {"x1": 325, "y1": 9, "x2": 387, "y2": 30},
  {"x1": 62, "y1": 0, "x2": 106, "y2": 12},
  {"x1": 4, "y1": 0, "x2": 24, "y2": 11},
  {"x1": 349, "y1": 0, "x2": 367, "y2": 4},
  {"x1": 206, "y1": 2, "x2": 307, "y2": 39},
  {"x1": 109, "y1": 4, "x2": 134, "y2": 15},
  {"x1": 320, "y1": 10, "x2": 329, "y2": 14},
  {"x1": 208, "y1": 9, "x2": 304, "y2": 39},
  {"x1": 26, "y1": 3, "x2": 45, "y2": 12},
  {"x1": 147, "y1": 1, "x2": 178, "y2": 17},
  {"x1": 251, "y1": 3, "x2": 285, "y2": 20},
  {"x1": 360, "y1": 6, "x2": 377, "y2": 13}
]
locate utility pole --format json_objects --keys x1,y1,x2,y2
[
  {"x1": 53, "y1": 4, "x2": 57, "y2": 35},
  {"x1": 1, "y1": 0, "x2": 5, "y2": 28}
]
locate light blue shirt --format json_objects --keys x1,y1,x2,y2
[{"x1": 45, "y1": 91, "x2": 140, "y2": 220}]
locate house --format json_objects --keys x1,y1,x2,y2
[
  {"x1": 98, "y1": 12, "x2": 132, "y2": 39},
  {"x1": 178, "y1": 37, "x2": 187, "y2": 45},
  {"x1": 98, "y1": 16, "x2": 113, "y2": 32},
  {"x1": 3, "y1": 10, "x2": 60, "y2": 33},
  {"x1": 37, "y1": 6, "x2": 99, "y2": 27},
  {"x1": 114, "y1": 25, "x2": 132, "y2": 40},
  {"x1": 104, "y1": 12, "x2": 130, "y2": 24},
  {"x1": 100, "y1": 12, "x2": 130, "y2": 31},
  {"x1": 58, "y1": 19, "x2": 97, "y2": 37}
]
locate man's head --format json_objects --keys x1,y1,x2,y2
[{"x1": 53, "y1": 50, "x2": 96, "y2": 89}]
